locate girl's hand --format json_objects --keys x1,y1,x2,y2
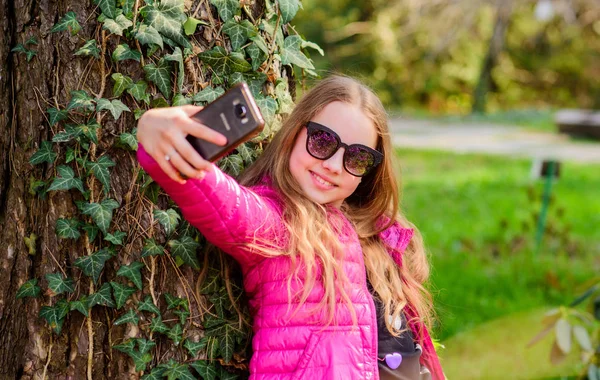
[{"x1": 136, "y1": 105, "x2": 227, "y2": 184}]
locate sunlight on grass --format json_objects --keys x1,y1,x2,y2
[{"x1": 441, "y1": 309, "x2": 581, "y2": 380}]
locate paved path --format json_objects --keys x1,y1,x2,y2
[{"x1": 389, "y1": 118, "x2": 600, "y2": 163}]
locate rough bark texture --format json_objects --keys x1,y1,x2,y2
[{"x1": 0, "y1": 1, "x2": 280, "y2": 378}]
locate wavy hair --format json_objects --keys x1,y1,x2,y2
[{"x1": 238, "y1": 75, "x2": 433, "y2": 339}]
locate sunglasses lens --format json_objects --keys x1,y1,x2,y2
[
  {"x1": 307, "y1": 129, "x2": 338, "y2": 159},
  {"x1": 345, "y1": 146, "x2": 376, "y2": 176}
]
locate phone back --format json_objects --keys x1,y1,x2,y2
[{"x1": 187, "y1": 83, "x2": 264, "y2": 162}]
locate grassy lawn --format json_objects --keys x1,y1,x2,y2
[{"x1": 395, "y1": 149, "x2": 600, "y2": 342}]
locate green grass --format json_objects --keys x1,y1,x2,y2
[
  {"x1": 394, "y1": 108, "x2": 557, "y2": 132},
  {"x1": 395, "y1": 149, "x2": 600, "y2": 341}
]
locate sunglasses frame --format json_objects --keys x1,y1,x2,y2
[{"x1": 304, "y1": 121, "x2": 383, "y2": 177}]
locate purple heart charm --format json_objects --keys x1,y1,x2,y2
[{"x1": 384, "y1": 353, "x2": 403, "y2": 370}]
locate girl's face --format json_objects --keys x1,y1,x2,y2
[{"x1": 289, "y1": 101, "x2": 378, "y2": 208}]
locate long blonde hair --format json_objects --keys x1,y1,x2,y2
[{"x1": 239, "y1": 75, "x2": 433, "y2": 338}]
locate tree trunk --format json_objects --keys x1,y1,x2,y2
[{"x1": 471, "y1": 0, "x2": 513, "y2": 114}]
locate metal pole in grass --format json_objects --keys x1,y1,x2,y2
[{"x1": 531, "y1": 159, "x2": 561, "y2": 255}]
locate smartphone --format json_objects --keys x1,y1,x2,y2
[{"x1": 186, "y1": 82, "x2": 265, "y2": 162}]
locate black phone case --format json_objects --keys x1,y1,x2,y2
[{"x1": 186, "y1": 82, "x2": 265, "y2": 162}]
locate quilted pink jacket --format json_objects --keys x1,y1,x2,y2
[{"x1": 137, "y1": 145, "x2": 443, "y2": 380}]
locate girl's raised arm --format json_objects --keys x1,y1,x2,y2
[{"x1": 136, "y1": 106, "x2": 286, "y2": 268}]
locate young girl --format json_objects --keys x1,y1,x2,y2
[{"x1": 136, "y1": 75, "x2": 444, "y2": 380}]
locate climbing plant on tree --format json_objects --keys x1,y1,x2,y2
[{"x1": 3, "y1": 0, "x2": 322, "y2": 378}]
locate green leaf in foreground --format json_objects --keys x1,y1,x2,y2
[
  {"x1": 160, "y1": 359, "x2": 194, "y2": 380},
  {"x1": 97, "y1": 98, "x2": 131, "y2": 121},
  {"x1": 222, "y1": 19, "x2": 256, "y2": 51},
  {"x1": 88, "y1": 282, "x2": 116, "y2": 308},
  {"x1": 141, "y1": 238, "x2": 164, "y2": 257},
  {"x1": 110, "y1": 281, "x2": 136, "y2": 309},
  {"x1": 168, "y1": 236, "x2": 200, "y2": 269},
  {"x1": 30, "y1": 141, "x2": 57, "y2": 165},
  {"x1": 277, "y1": 0, "x2": 301, "y2": 24},
  {"x1": 135, "y1": 24, "x2": 164, "y2": 49},
  {"x1": 153, "y1": 208, "x2": 180, "y2": 235},
  {"x1": 117, "y1": 261, "x2": 144, "y2": 290},
  {"x1": 209, "y1": 0, "x2": 240, "y2": 22},
  {"x1": 280, "y1": 35, "x2": 314, "y2": 70},
  {"x1": 74, "y1": 248, "x2": 113, "y2": 284},
  {"x1": 104, "y1": 230, "x2": 127, "y2": 245},
  {"x1": 198, "y1": 46, "x2": 251, "y2": 75},
  {"x1": 190, "y1": 360, "x2": 218, "y2": 380},
  {"x1": 127, "y1": 80, "x2": 150, "y2": 104},
  {"x1": 56, "y1": 218, "x2": 81, "y2": 239},
  {"x1": 75, "y1": 39, "x2": 100, "y2": 59},
  {"x1": 149, "y1": 315, "x2": 169, "y2": 334},
  {"x1": 111, "y1": 73, "x2": 133, "y2": 97},
  {"x1": 144, "y1": 58, "x2": 172, "y2": 99},
  {"x1": 67, "y1": 90, "x2": 95, "y2": 112},
  {"x1": 184, "y1": 338, "x2": 207, "y2": 358},
  {"x1": 80, "y1": 199, "x2": 120, "y2": 235},
  {"x1": 112, "y1": 43, "x2": 141, "y2": 62},
  {"x1": 138, "y1": 295, "x2": 161, "y2": 315},
  {"x1": 183, "y1": 16, "x2": 208, "y2": 35},
  {"x1": 94, "y1": 0, "x2": 117, "y2": 19},
  {"x1": 39, "y1": 299, "x2": 69, "y2": 334},
  {"x1": 119, "y1": 129, "x2": 138, "y2": 150},
  {"x1": 48, "y1": 166, "x2": 85, "y2": 194},
  {"x1": 47, "y1": 107, "x2": 69, "y2": 126},
  {"x1": 51, "y1": 11, "x2": 81, "y2": 35},
  {"x1": 114, "y1": 309, "x2": 140, "y2": 325},
  {"x1": 45, "y1": 273, "x2": 75, "y2": 295},
  {"x1": 218, "y1": 153, "x2": 244, "y2": 177},
  {"x1": 16, "y1": 279, "x2": 41, "y2": 299},
  {"x1": 103, "y1": 14, "x2": 133, "y2": 36},
  {"x1": 192, "y1": 86, "x2": 224, "y2": 104},
  {"x1": 166, "y1": 323, "x2": 183, "y2": 346},
  {"x1": 70, "y1": 296, "x2": 90, "y2": 316},
  {"x1": 141, "y1": 0, "x2": 191, "y2": 48}
]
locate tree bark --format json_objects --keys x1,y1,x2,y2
[{"x1": 471, "y1": 0, "x2": 514, "y2": 114}]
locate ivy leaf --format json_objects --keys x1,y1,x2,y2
[
  {"x1": 260, "y1": 15, "x2": 284, "y2": 49},
  {"x1": 110, "y1": 281, "x2": 136, "y2": 309},
  {"x1": 206, "y1": 322, "x2": 244, "y2": 363},
  {"x1": 184, "y1": 338, "x2": 207, "y2": 358},
  {"x1": 136, "y1": 338, "x2": 156, "y2": 354},
  {"x1": 79, "y1": 121, "x2": 101, "y2": 144},
  {"x1": 190, "y1": 360, "x2": 217, "y2": 380},
  {"x1": 138, "y1": 295, "x2": 160, "y2": 314},
  {"x1": 166, "y1": 323, "x2": 183, "y2": 346},
  {"x1": 45, "y1": 273, "x2": 75, "y2": 295},
  {"x1": 198, "y1": 46, "x2": 252, "y2": 75},
  {"x1": 144, "y1": 58, "x2": 172, "y2": 99},
  {"x1": 129, "y1": 350, "x2": 153, "y2": 372},
  {"x1": 161, "y1": 359, "x2": 195, "y2": 380},
  {"x1": 173, "y1": 308, "x2": 190, "y2": 325},
  {"x1": 105, "y1": 230, "x2": 127, "y2": 245},
  {"x1": 52, "y1": 124, "x2": 83, "y2": 143},
  {"x1": 209, "y1": 0, "x2": 240, "y2": 22},
  {"x1": 30, "y1": 141, "x2": 57, "y2": 165},
  {"x1": 141, "y1": 238, "x2": 164, "y2": 257},
  {"x1": 135, "y1": 24, "x2": 164, "y2": 49},
  {"x1": 103, "y1": 14, "x2": 133, "y2": 36},
  {"x1": 88, "y1": 282, "x2": 116, "y2": 308},
  {"x1": 183, "y1": 16, "x2": 207, "y2": 35},
  {"x1": 67, "y1": 90, "x2": 95, "y2": 113},
  {"x1": 280, "y1": 35, "x2": 314, "y2": 69},
  {"x1": 218, "y1": 154, "x2": 244, "y2": 177},
  {"x1": 236, "y1": 143, "x2": 255, "y2": 165},
  {"x1": 48, "y1": 166, "x2": 85, "y2": 194},
  {"x1": 275, "y1": 78, "x2": 294, "y2": 114},
  {"x1": 219, "y1": 368, "x2": 239, "y2": 380},
  {"x1": 141, "y1": 0, "x2": 191, "y2": 49},
  {"x1": 165, "y1": 47, "x2": 184, "y2": 92},
  {"x1": 222, "y1": 19, "x2": 257, "y2": 51},
  {"x1": 164, "y1": 293, "x2": 187, "y2": 310},
  {"x1": 94, "y1": 0, "x2": 117, "y2": 19},
  {"x1": 56, "y1": 218, "x2": 81, "y2": 239},
  {"x1": 255, "y1": 95, "x2": 278, "y2": 126},
  {"x1": 47, "y1": 107, "x2": 69, "y2": 126},
  {"x1": 149, "y1": 315, "x2": 169, "y2": 334},
  {"x1": 119, "y1": 129, "x2": 138, "y2": 151},
  {"x1": 74, "y1": 248, "x2": 113, "y2": 284},
  {"x1": 51, "y1": 11, "x2": 81, "y2": 35},
  {"x1": 172, "y1": 94, "x2": 191, "y2": 106},
  {"x1": 85, "y1": 155, "x2": 116, "y2": 195},
  {"x1": 70, "y1": 296, "x2": 90, "y2": 316},
  {"x1": 199, "y1": 267, "x2": 221, "y2": 294},
  {"x1": 39, "y1": 299, "x2": 69, "y2": 334},
  {"x1": 277, "y1": 0, "x2": 301, "y2": 24},
  {"x1": 83, "y1": 224, "x2": 100, "y2": 242},
  {"x1": 97, "y1": 98, "x2": 131, "y2": 121},
  {"x1": 111, "y1": 73, "x2": 133, "y2": 97},
  {"x1": 121, "y1": 0, "x2": 135, "y2": 16},
  {"x1": 114, "y1": 339, "x2": 136, "y2": 355},
  {"x1": 246, "y1": 42, "x2": 267, "y2": 72},
  {"x1": 114, "y1": 309, "x2": 140, "y2": 325},
  {"x1": 112, "y1": 44, "x2": 141, "y2": 62},
  {"x1": 192, "y1": 86, "x2": 224, "y2": 104},
  {"x1": 80, "y1": 199, "x2": 120, "y2": 235},
  {"x1": 127, "y1": 80, "x2": 151, "y2": 104},
  {"x1": 210, "y1": 287, "x2": 231, "y2": 318},
  {"x1": 142, "y1": 367, "x2": 166, "y2": 380},
  {"x1": 117, "y1": 261, "x2": 144, "y2": 290},
  {"x1": 153, "y1": 208, "x2": 180, "y2": 235},
  {"x1": 75, "y1": 39, "x2": 101, "y2": 59},
  {"x1": 168, "y1": 236, "x2": 200, "y2": 269},
  {"x1": 16, "y1": 279, "x2": 41, "y2": 299},
  {"x1": 301, "y1": 39, "x2": 324, "y2": 56}
]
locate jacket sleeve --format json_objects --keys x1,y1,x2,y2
[
  {"x1": 137, "y1": 144, "x2": 286, "y2": 269},
  {"x1": 378, "y1": 218, "x2": 414, "y2": 267}
]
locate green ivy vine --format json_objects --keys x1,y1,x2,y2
[{"x1": 15, "y1": 0, "x2": 322, "y2": 378}]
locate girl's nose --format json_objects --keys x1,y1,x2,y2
[{"x1": 322, "y1": 148, "x2": 344, "y2": 174}]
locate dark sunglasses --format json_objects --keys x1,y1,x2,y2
[{"x1": 304, "y1": 121, "x2": 383, "y2": 177}]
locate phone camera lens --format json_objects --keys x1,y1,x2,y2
[{"x1": 234, "y1": 104, "x2": 247, "y2": 119}]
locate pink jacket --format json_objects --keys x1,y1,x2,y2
[{"x1": 137, "y1": 145, "x2": 443, "y2": 380}]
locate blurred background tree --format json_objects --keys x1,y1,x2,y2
[{"x1": 295, "y1": 0, "x2": 600, "y2": 113}]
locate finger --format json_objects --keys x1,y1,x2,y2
[
  {"x1": 168, "y1": 149, "x2": 205, "y2": 179},
  {"x1": 172, "y1": 138, "x2": 213, "y2": 173},
  {"x1": 156, "y1": 152, "x2": 187, "y2": 184},
  {"x1": 178, "y1": 105, "x2": 204, "y2": 116},
  {"x1": 181, "y1": 119, "x2": 228, "y2": 146}
]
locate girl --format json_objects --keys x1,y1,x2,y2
[{"x1": 136, "y1": 75, "x2": 444, "y2": 380}]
